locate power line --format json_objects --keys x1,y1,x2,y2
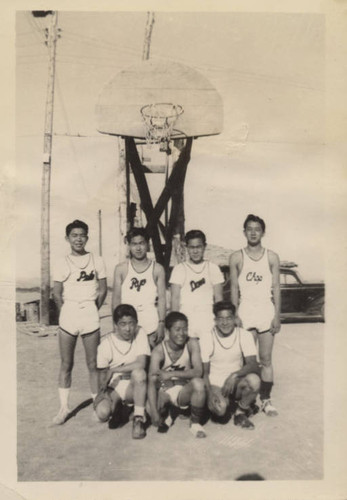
[
  {"x1": 25, "y1": 12, "x2": 45, "y2": 45},
  {"x1": 62, "y1": 30, "x2": 141, "y2": 55},
  {"x1": 55, "y1": 69, "x2": 91, "y2": 201}
]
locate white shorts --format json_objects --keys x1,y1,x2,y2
[
  {"x1": 238, "y1": 300, "x2": 275, "y2": 333},
  {"x1": 183, "y1": 310, "x2": 214, "y2": 341},
  {"x1": 109, "y1": 375, "x2": 131, "y2": 401},
  {"x1": 137, "y1": 307, "x2": 158, "y2": 335},
  {"x1": 59, "y1": 300, "x2": 99, "y2": 336},
  {"x1": 161, "y1": 384, "x2": 189, "y2": 409}
]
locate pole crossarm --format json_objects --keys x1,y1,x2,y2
[{"x1": 125, "y1": 137, "x2": 193, "y2": 275}]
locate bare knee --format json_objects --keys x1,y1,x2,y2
[
  {"x1": 131, "y1": 368, "x2": 147, "y2": 384},
  {"x1": 191, "y1": 378, "x2": 205, "y2": 393},
  {"x1": 86, "y1": 359, "x2": 97, "y2": 373},
  {"x1": 208, "y1": 393, "x2": 228, "y2": 417},
  {"x1": 260, "y1": 356, "x2": 272, "y2": 368},
  {"x1": 95, "y1": 399, "x2": 112, "y2": 422},
  {"x1": 245, "y1": 373, "x2": 261, "y2": 392}
]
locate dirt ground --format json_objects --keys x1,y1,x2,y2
[{"x1": 17, "y1": 301, "x2": 323, "y2": 481}]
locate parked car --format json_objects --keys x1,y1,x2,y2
[{"x1": 221, "y1": 261, "x2": 325, "y2": 323}]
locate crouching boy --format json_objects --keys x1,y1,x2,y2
[
  {"x1": 202, "y1": 301, "x2": 261, "y2": 429},
  {"x1": 148, "y1": 311, "x2": 207, "y2": 438},
  {"x1": 94, "y1": 304, "x2": 150, "y2": 439}
]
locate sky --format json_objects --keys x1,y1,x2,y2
[{"x1": 16, "y1": 10, "x2": 327, "y2": 285}]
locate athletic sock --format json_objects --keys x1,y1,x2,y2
[
  {"x1": 134, "y1": 406, "x2": 145, "y2": 418},
  {"x1": 190, "y1": 405, "x2": 205, "y2": 424},
  {"x1": 91, "y1": 393, "x2": 97, "y2": 401},
  {"x1": 260, "y1": 381, "x2": 273, "y2": 401},
  {"x1": 58, "y1": 387, "x2": 70, "y2": 408}
]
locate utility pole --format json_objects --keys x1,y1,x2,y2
[
  {"x1": 37, "y1": 10, "x2": 58, "y2": 325},
  {"x1": 142, "y1": 12, "x2": 155, "y2": 60}
]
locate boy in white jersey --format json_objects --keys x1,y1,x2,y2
[
  {"x1": 112, "y1": 227, "x2": 166, "y2": 349},
  {"x1": 94, "y1": 304, "x2": 150, "y2": 439},
  {"x1": 52, "y1": 220, "x2": 107, "y2": 425},
  {"x1": 201, "y1": 301, "x2": 261, "y2": 429},
  {"x1": 229, "y1": 214, "x2": 281, "y2": 416},
  {"x1": 170, "y1": 230, "x2": 224, "y2": 342},
  {"x1": 148, "y1": 311, "x2": 207, "y2": 438}
]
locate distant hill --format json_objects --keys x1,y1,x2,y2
[
  {"x1": 205, "y1": 244, "x2": 234, "y2": 267},
  {"x1": 16, "y1": 287, "x2": 40, "y2": 293}
]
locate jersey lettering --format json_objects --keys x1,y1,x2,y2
[
  {"x1": 77, "y1": 270, "x2": 95, "y2": 282},
  {"x1": 130, "y1": 277, "x2": 146, "y2": 292},
  {"x1": 168, "y1": 364, "x2": 186, "y2": 372},
  {"x1": 246, "y1": 271, "x2": 263, "y2": 284},
  {"x1": 190, "y1": 277, "x2": 206, "y2": 292}
]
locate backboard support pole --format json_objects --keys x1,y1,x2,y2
[{"x1": 125, "y1": 137, "x2": 192, "y2": 277}]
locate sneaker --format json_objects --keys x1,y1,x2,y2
[
  {"x1": 246, "y1": 402, "x2": 259, "y2": 417},
  {"x1": 234, "y1": 412, "x2": 255, "y2": 429},
  {"x1": 261, "y1": 399, "x2": 278, "y2": 417},
  {"x1": 157, "y1": 421, "x2": 170, "y2": 433},
  {"x1": 52, "y1": 406, "x2": 71, "y2": 425},
  {"x1": 189, "y1": 422, "x2": 206, "y2": 438},
  {"x1": 132, "y1": 416, "x2": 146, "y2": 439}
]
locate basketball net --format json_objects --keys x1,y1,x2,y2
[{"x1": 140, "y1": 103, "x2": 184, "y2": 146}]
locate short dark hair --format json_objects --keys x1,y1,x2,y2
[
  {"x1": 165, "y1": 311, "x2": 188, "y2": 330},
  {"x1": 65, "y1": 219, "x2": 89, "y2": 237},
  {"x1": 185, "y1": 229, "x2": 206, "y2": 246},
  {"x1": 113, "y1": 304, "x2": 138, "y2": 324},
  {"x1": 213, "y1": 301, "x2": 236, "y2": 317},
  {"x1": 126, "y1": 227, "x2": 150, "y2": 244},
  {"x1": 243, "y1": 214, "x2": 266, "y2": 232}
]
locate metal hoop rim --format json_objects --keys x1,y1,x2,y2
[{"x1": 140, "y1": 103, "x2": 184, "y2": 120}]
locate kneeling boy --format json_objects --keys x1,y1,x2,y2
[
  {"x1": 148, "y1": 311, "x2": 207, "y2": 438},
  {"x1": 95, "y1": 304, "x2": 150, "y2": 439},
  {"x1": 201, "y1": 301, "x2": 261, "y2": 429}
]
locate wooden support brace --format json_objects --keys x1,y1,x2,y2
[
  {"x1": 125, "y1": 137, "x2": 193, "y2": 274},
  {"x1": 125, "y1": 137, "x2": 164, "y2": 265}
]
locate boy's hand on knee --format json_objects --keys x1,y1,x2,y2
[
  {"x1": 221, "y1": 374, "x2": 238, "y2": 397},
  {"x1": 93, "y1": 388, "x2": 111, "y2": 410}
]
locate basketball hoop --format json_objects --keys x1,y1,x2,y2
[{"x1": 140, "y1": 103, "x2": 184, "y2": 146}]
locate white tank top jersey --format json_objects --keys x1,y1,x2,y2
[
  {"x1": 97, "y1": 326, "x2": 150, "y2": 371},
  {"x1": 121, "y1": 260, "x2": 158, "y2": 333},
  {"x1": 54, "y1": 253, "x2": 106, "y2": 302},
  {"x1": 161, "y1": 341, "x2": 192, "y2": 378},
  {"x1": 202, "y1": 327, "x2": 257, "y2": 387},
  {"x1": 238, "y1": 248, "x2": 273, "y2": 304},
  {"x1": 170, "y1": 260, "x2": 224, "y2": 314}
]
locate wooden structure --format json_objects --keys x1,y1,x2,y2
[{"x1": 95, "y1": 59, "x2": 223, "y2": 275}]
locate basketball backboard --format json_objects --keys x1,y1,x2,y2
[{"x1": 95, "y1": 59, "x2": 223, "y2": 139}]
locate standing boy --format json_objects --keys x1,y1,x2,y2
[
  {"x1": 229, "y1": 214, "x2": 281, "y2": 416},
  {"x1": 148, "y1": 312, "x2": 207, "y2": 438},
  {"x1": 201, "y1": 301, "x2": 261, "y2": 429},
  {"x1": 112, "y1": 227, "x2": 166, "y2": 349},
  {"x1": 53, "y1": 219, "x2": 107, "y2": 424},
  {"x1": 94, "y1": 304, "x2": 150, "y2": 439},
  {"x1": 170, "y1": 230, "x2": 224, "y2": 342}
]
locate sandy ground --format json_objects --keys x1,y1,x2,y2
[{"x1": 17, "y1": 301, "x2": 323, "y2": 481}]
